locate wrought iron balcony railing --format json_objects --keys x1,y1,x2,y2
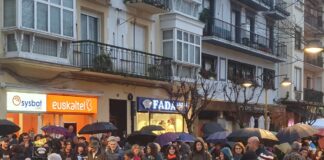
[
  {"x1": 204, "y1": 18, "x2": 287, "y2": 59},
  {"x1": 304, "y1": 88, "x2": 324, "y2": 103},
  {"x1": 304, "y1": 54, "x2": 323, "y2": 67},
  {"x1": 240, "y1": 0, "x2": 271, "y2": 11},
  {"x1": 125, "y1": 0, "x2": 170, "y2": 11},
  {"x1": 274, "y1": 1, "x2": 290, "y2": 16},
  {"x1": 72, "y1": 40, "x2": 172, "y2": 81}
]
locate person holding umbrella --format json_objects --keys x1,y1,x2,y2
[
  {"x1": 245, "y1": 136, "x2": 273, "y2": 159},
  {"x1": 88, "y1": 139, "x2": 106, "y2": 160},
  {"x1": 144, "y1": 142, "x2": 163, "y2": 160}
]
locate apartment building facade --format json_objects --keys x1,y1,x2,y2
[{"x1": 0, "y1": 0, "x2": 204, "y2": 136}]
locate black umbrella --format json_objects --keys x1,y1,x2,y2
[
  {"x1": 227, "y1": 128, "x2": 278, "y2": 146},
  {"x1": 78, "y1": 122, "x2": 117, "y2": 134},
  {"x1": 201, "y1": 122, "x2": 226, "y2": 137},
  {"x1": 140, "y1": 125, "x2": 165, "y2": 133},
  {"x1": 0, "y1": 119, "x2": 20, "y2": 136},
  {"x1": 41, "y1": 125, "x2": 68, "y2": 136},
  {"x1": 277, "y1": 123, "x2": 318, "y2": 144},
  {"x1": 127, "y1": 131, "x2": 157, "y2": 146}
]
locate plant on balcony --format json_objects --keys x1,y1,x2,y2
[
  {"x1": 199, "y1": 8, "x2": 210, "y2": 23},
  {"x1": 199, "y1": 68, "x2": 216, "y2": 79},
  {"x1": 93, "y1": 53, "x2": 113, "y2": 72},
  {"x1": 148, "y1": 64, "x2": 162, "y2": 78}
]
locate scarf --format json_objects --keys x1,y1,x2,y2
[
  {"x1": 167, "y1": 154, "x2": 177, "y2": 160},
  {"x1": 133, "y1": 155, "x2": 141, "y2": 160}
]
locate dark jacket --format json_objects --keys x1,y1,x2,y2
[
  {"x1": 105, "y1": 147, "x2": 124, "y2": 160},
  {"x1": 88, "y1": 148, "x2": 106, "y2": 160},
  {"x1": 144, "y1": 154, "x2": 163, "y2": 160},
  {"x1": 178, "y1": 142, "x2": 191, "y2": 160},
  {"x1": 189, "y1": 151, "x2": 212, "y2": 160}
]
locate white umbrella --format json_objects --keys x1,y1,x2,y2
[{"x1": 312, "y1": 118, "x2": 324, "y2": 129}]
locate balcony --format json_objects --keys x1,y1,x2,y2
[
  {"x1": 203, "y1": 18, "x2": 287, "y2": 62},
  {"x1": 305, "y1": 13, "x2": 323, "y2": 31},
  {"x1": 239, "y1": 0, "x2": 271, "y2": 11},
  {"x1": 304, "y1": 54, "x2": 323, "y2": 68},
  {"x1": 266, "y1": 0, "x2": 290, "y2": 20},
  {"x1": 304, "y1": 88, "x2": 324, "y2": 103},
  {"x1": 125, "y1": 0, "x2": 170, "y2": 14},
  {"x1": 72, "y1": 41, "x2": 172, "y2": 81}
]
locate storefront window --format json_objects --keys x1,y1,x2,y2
[{"x1": 136, "y1": 112, "x2": 185, "y2": 133}]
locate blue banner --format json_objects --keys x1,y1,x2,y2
[{"x1": 137, "y1": 97, "x2": 187, "y2": 113}]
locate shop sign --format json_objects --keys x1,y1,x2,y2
[
  {"x1": 7, "y1": 92, "x2": 47, "y2": 112},
  {"x1": 137, "y1": 97, "x2": 187, "y2": 113},
  {"x1": 47, "y1": 95, "x2": 97, "y2": 114}
]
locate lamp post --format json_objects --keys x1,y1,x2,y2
[{"x1": 243, "y1": 75, "x2": 291, "y2": 130}]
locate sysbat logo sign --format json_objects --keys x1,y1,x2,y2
[{"x1": 7, "y1": 92, "x2": 47, "y2": 112}]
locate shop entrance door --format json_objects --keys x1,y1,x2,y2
[{"x1": 109, "y1": 99, "x2": 127, "y2": 138}]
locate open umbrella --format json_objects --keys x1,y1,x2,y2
[
  {"x1": 201, "y1": 122, "x2": 226, "y2": 137},
  {"x1": 127, "y1": 131, "x2": 157, "y2": 146},
  {"x1": 315, "y1": 129, "x2": 324, "y2": 137},
  {"x1": 0, "y1": 119, "x2": 20, "y2": 136},
  {"x1": 227, "y1": 128, "x2": 278, "y2": 145},
  {"x1": 175, "y1": 133, "x2": 196, "y2": 143},
  {"x1": 206, "y1": 131, "x2": 230, "y2": 144},
  {"x1": 274, "y1": 143, "x2": 292, "y2": 154},
  {"x1": 140, "y1": 125, "x2": 165, "y2": 133},
  {"x1": 41, "y1": 125, "x2": 68, "y2": 136},
  {"x1": 277, "y1": 123, "x2": 317, "y2": 143},
  {"x1": 155, "y1": 132, "x2": 181, "y2": 146},
  {"x1": 78, "y1": 122, "x2": 117, "y2": 134}
]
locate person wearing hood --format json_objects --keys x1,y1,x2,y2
[
  {"x1": 189, "y1": 139, "x2": 212, "y2": 160},
  {"x1": 220, "y1": 147, "x2": 233, "y2": 160}
]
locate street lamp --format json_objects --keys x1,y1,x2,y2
[
  {"x1": 304, "y1": 40, "x2": 324, "y2": 54},
  {"x1": 243, "y1": 75, "x2": 292, "y2": 130}
]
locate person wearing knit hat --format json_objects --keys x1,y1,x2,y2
[{"x1": 220, "y1": 147, "x2": 233, "y2": 160}]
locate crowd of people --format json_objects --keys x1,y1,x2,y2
[{"x1": 0, "y1": 131, "x2": 323, "y2": 160}]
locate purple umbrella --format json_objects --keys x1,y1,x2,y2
[
  {"x1": 206, "y1": 131, "x2": 230, "y2": 143},
  {"x1": 41, "y1": 125, "x2": 68, "y2": 136},
  {"x1": 155, "y1": 132, "x2": 181, "y2": 146},
  {"x1": 176, "y1": 133, "x2": 196, "y2": 142}
]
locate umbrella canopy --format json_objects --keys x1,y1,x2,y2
[
  {"x1": 0, "y1": 119, "x2": 20, "y2": 136},
  {"x1": 175, "y1": 133, "x2": 196, "y2": 143},
  {"x1": 312, "y1": 118, "x2": 324, "y2": 129},
  {"x1": 140, "y1": 125, "x2": 165, "y2": 133},
  {"x1": 201, "y1": 122, "x2": 226, "y2": 137},
  {"x1": 155, "y1": 132, "x2": 181, "y2": 147},
  {"x1": 78, "y1": 122, "x2": 117, "y2": 134},
  {"x1": 277, "y1": 123, "x2": 317, "y2": 143},
  {"x1": 274, "y1": 143, "x2": 292, "y2": 154},
  {"x1": 127, "y1": 131, "x2": 157, "y2": 146},
  {"x1": 227, "y1": 128, "x2": 278, "y2": 145},
  {"x1": 41, "y1": 125, "x2": 68, "y2": 136},
  {"x1": 206, "y1": 131, "x2": 230, "y2": 144}
]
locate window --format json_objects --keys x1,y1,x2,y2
[
  {"x1": 175, "y1": 29, "x2": 201, "y2": 65},
  {"x1": 201, "y1": 54, "x2": 217, "y2": 79},
  {"x1": 263, "y1": 68, "x2": 275, "y2": 90},
  {"x1": 306, "y1": 77, "x2": 311, "y2": 89},
  {"x1": 4, "y1": 0, "x2": 16, "y2": 27},
  {"x1": 173, "y1": 0, "x2": 201, "y2": 17},
  {"x1": 20, "y1": 0, "x2": 75, "y2": 37},
  {"x1": 7, "y1": 34, "x2": 17, "y2": 52},
  {"x1": 81, "y1": 13, "x2": 99, "y2": 41},
  {"x1": 294, "y1": 67, "x2": 302, "y2": 91},
  {"x1": 228, "y1": 60, "x2": 256, "y2": 83},
  {"x1": 162, "y1": 30, "x2": 174, "y2": 58},
  {"x1": 295, "y1": 27, "x2": 302, "y2": 50}
]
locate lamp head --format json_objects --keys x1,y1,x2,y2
[
  {"x1": 242, "y1": 80, "x2": 253, "y2": 88},
  {"x1": 281, "y1": 77, "x2": 292, "y2": 87},
  {"x1": 304, "y1": 40, "x2": 323, "y2": 54}
]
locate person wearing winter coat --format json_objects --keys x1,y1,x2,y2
[
  {"x1": 189, "y1": 140, "x2": 212, "y2": 160},
  {"x1": 144, "y1": 143, "x2": 163, "y2": 160},
  {"x1": 220, "y1": 147, "x2": 234, "y2": 160},
  {"x1": 105, "y1": 136, "x2": 124, "y2": 160},
  {"x1": 164, "y1": 144, "x2": 180, "y2": 160}
]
